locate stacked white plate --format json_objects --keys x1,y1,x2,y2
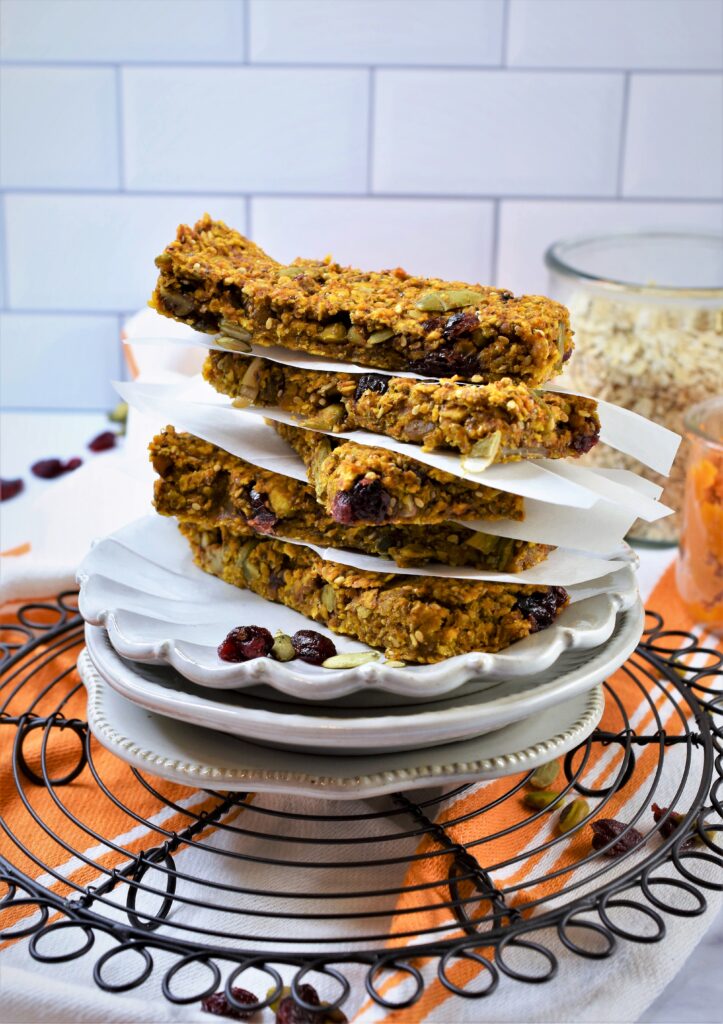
[{"x1": 77, "y1": 515, "x2": 644, "y2": 799}]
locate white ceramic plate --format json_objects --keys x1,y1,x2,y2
[
  {"x1": 77, "y1": 516, "x2": 640, "y2": 701},
  {"x1": 85, "y1": 601, "x2": 640, "y2": 753},
  {"x1": 79, "y1": 648, "x2": 604, "y2": 799}
]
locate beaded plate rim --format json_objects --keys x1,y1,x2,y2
[{"x1": 79, "y1": 648, "x2": 605, "y2": 798}]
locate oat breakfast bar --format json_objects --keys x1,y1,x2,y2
[
  {"x1": 272, "y1": 421, "x2": 524, "y2": 525},
  {"x1": 151, "y1": 428, "x2": 549, "y2": 571},
  {"x1": 151, "y1": 215, "x2": 573, "y2": 385},
  {"x1": 205, "y1": 352, "x2": 601, "y2": 460},
  {"x1": 180, "y1": 521, "x2": 569, "y2": 662}
]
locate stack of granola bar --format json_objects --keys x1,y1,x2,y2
[{"x1": 148, "y1": 215, "x2": 604, "y2": 664}]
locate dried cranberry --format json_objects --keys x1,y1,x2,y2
[
  {"x1": 330, "y1": 491, "x2": 355, "y2": 524},
  {"x1": 562, "y1": 346, "x2": 572, "y2": 362},
  {"x1": 248, "y1": 489, "x2": 278, "y2": 534},
  {"x1": 202, "y1": 986, "x2": 257, "y2": 1020},
  {"x1": 652, "y1": 803, "x2": 697, "y2": 848},
  {"x1": 442, "y1": 311, "x2": 479, "y2": 341},
  {"x1": 421, "y1": 316, "x2": 445, "y2": 334},
  {"x1": 499, "y1": 290, "x2": 513, "y2": 302},
  {"x1": 349, "y1": 479, "x2": 390, "y2": 522},
  {"x1": 0, "y1": 478, "x2": 24, "y2": 501},
  {"x1": 570, "y1": 429, "x2": 599, "y2": 455},
  {"x1": 276, "y1": 997, "x2": 311, "y2": 1024},
  {"x1": 354, "y1": 374, "x2": 389, "y2": 401},
  {"x1": 295, "y1": 985, "x2": 321, "y2": 1008},
  {"x1": 292, "y1": 630, "x2": 337, "y2": 665},
  {"x1": 331, "y1": 479, "x2": 391, "y2": 524},
  {"x1": 408, "y1": 346, "x2": 480, "y2": 379},
  {"x1": 31, "y1": 457, "x2": 82, "y2": 480},
  {"x1": 274, "y1": 985, "x2": 347, "y2": 1024},
  {"x1": 218, "y1": 625, "x2": 274, "y2": 662},
  {"x1": 515, "y1": 586, "x2": 568, "y2": 633},
  {"x1": 87, "y1": 430, "x2": 117, "y2": 452},
  {"x1": 275, "y1": 985, "x2": 324, "y2": 1024},
  {"x1": 591, "y1": 819, "x2": 644, "y2": 858}
]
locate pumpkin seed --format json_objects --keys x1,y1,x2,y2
[
  {"x1": 322, "y1": 652, "x2": 380, "y2": 669},
  {"x1": 460, "y1": 431, "x2": 502, "y2": 474},
  {"x1": 303, "y1": 403, "x2": 346, "y2": 430},
  {"x1": 218, "y1": 319, "x2": 252, "y2": 343},
  {"x1": 277, "y1": 265, "x2": 302, "y2": 277},
  {"x1": 347, "y1": 325, "x2": 365, "y2": 343},
  {"x1": 266, "y1": 987, "x2": 289, "y2": 1014},
  {"x1": 558, "y1": 798, "x2": 590, "y2": 834},
  {"x1": 238, "y1": 538, "x2": 260, "y2": 582},
  {"x1": 464, "y1": 531, "x2": 498, "y2": 554},
  {"x1": 107, "y1": 401, "x2": 128, "y2": 425},
  {"x1": 385, "y1": 659, "x2": 406, "y2": 668},
  {"x1": 367, "y1": 328, "x2": 394, "y2": 345},
  {"x1": 230, "y1": 356, "x2": 265, "y2": 408},
  {"x1": 320, "y1": 322, "x2": 347, "y2": 341},
  {"x1": 529, "y1": 760, "x2": 560, "y2": 790},
  {"x1": 524, "y1": 790, "x2": 561, "y2": 811},
  {"x1": 271, "y1": 632, "x2": 295, "y2": 662},
  {"x1": 321, "y1": 584, "x2": 336, "y2": 613},
  {"x1": 556, "y1": 321, "x2": 566, "y2": 369},
  {"x1": 415, "y1": 289, "x2": 480, "y2": 312}
]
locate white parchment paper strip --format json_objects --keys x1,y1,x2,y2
[
  {"x1": 124, "y1": 311, "x2": 680, "y2": 477},
  {"x1": 260, "y1": 532, "x2": 629, "y2": 585},
  {"x1": 116, "y1": 376, "x2": 671, "y2": 524}
]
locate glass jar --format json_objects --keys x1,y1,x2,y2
[
  {"x1": 676, "y1": 396, "x2": 723, "y2": 636},
  {"x1": 545, "y1": 232, "x2": 723, "y2": 545}
]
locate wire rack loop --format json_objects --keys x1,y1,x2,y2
[{"x1": 0, "y1": 593, "x2": 721, "y2": 1013}]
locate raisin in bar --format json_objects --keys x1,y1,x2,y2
[
  {"x1": 151, "y1": 215, "x2": 573, "y2": 385},
  {"x1": 151, "y1": 427, "x2": 549, "y2": 572},
  {"x1": 272, "y1": 421, "x2": 524, "y2": 526},
  {"x1": 205, "y1": 352, "x2": 600, "y2": 460},
  {"x1": 180, "y1": 522, "x2": 569, "y2": 663}
]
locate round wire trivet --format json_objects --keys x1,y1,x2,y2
[{"x1": 1, "y1": 593, "x2": 721, "y2": 1016}]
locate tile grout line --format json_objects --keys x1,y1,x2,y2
[
  {"x1": 0, "y1": 58, "x2": 720, "y2": 73},
  {"x1": 500, "y1": 0, "x2": 511, "y2": 67},
  {"x1": 1, "y1": 308, "x2": 134, "y2": 318},
  {"x1": 246, "y1": 195, "x2": 253, "y2": 239},
  {"x1": 616, "y1": 71, "x2": 632, "y2": 197},
  {"x1": 242, "y1": 0, "x2": 251, "y2": 63},
  {"x1": 1, "y1": 188, "x2": 721, "y2": 203},
  {"x1": 366, "y1": 67, "x2": 376, "y2": 194},
  {"x1": 114, "y1": 64, "x2": 125, "y2": 190},
  {"x1": 0, "y1": 194, "x2": 9, "y2": 307},
  {"x1": 116, "y1": 312, "x2": 126, "y2": 383},
  {"x1": 1, "y1": 406, "x2": 117, "y2": 414},
  {"x1": 490, "y1": 198, "x2": 501, "y2": 287}
]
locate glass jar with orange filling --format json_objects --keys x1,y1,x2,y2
[{"x1": 676, "y1": 396, "x2": 723, "y2": 636}]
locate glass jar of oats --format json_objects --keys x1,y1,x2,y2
[{"x1": 546, "y1": 232, "x2": 723, "y2": 545}]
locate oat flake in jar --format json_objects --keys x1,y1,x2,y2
[{"x1": 546, "y1": 232, "x2": 723, "y2": 544}]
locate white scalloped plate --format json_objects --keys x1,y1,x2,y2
[
  {"x1": 84, "y1": 604, "x2": 640, "y2": 753},
  {"x1": 77, "y1": 516, "x2": 640, "y2": 701},
  {"x1": 79, "y1": 648, "x2": 604, "y2": 799}
]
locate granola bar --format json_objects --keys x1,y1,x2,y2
[
  {"x1": 180, "y1": 521, "x2": 569, "y2": 662},
  {"x1": 151, "y1": 215, "x2": 573, "y2": 385},
  {"x1": 272, "y1": 421, "x2": 524, "y2": 525},
  {"x1": 205, "y1": 352, "x2": 600, "y2": 459},
  {"x1": 151, "y1": 428, "x2": 549, "y2": 572}
]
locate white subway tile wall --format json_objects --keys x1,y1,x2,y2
[{"x1": 0, "y1": 0, "x2": 721, "y2": 410}]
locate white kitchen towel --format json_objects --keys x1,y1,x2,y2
[{"x1": 1, "y1": 319, "x2": 720, "y2": 1024}]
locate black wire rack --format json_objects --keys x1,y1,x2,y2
[{"x1": 1, "y1": 592, "x2": 721, "y2": 1017}]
